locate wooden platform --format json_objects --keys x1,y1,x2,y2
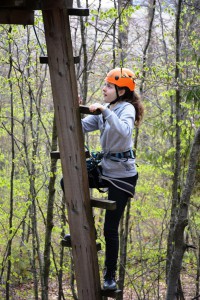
[
  {"x1": 91, "y1": 198, "x2": 116, "y2": 210},
  {"x1": 61, "y1": 236, "x2": 102, "y2": 252},
  {"x1": 101, "y1": 289, "x2": 122, "y2": 299}
]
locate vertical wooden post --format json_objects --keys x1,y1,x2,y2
[{"x1": 42, "y1": 3, "x2": 102, "y2": 300}]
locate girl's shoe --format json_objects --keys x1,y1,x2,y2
[{"x1": 103, "y1": 269, "x2": 117, "y2": 290}]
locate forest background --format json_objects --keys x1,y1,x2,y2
[{"x1": 0, "y1": 0, "x2": 200, "y2": 299}]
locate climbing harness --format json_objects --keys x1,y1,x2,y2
[
  {"x1": 61, "y1": 146, "x2": 137, "y2": 196},
  {"x1": 86, "y1": 147, "x2": 137, "y2": 196},
  {"x1": 106, "y1": 149, "x2": 135, "y2": 161},
  {"x1": 86, "y1": 149, "x2": 108, "y2": 192}
]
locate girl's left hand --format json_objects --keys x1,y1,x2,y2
[{"x1": 78, "y1": 95, "x2": 82, "y2": 105}]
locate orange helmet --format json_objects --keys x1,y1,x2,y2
[{"x1": 105, "y1": 68, "x2": 136, "y2": 91}]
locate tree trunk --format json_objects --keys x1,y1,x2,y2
[
  {"x1": 58, "y1": 195, "x2": 67, "y2": 300},
  {"x1": 117, "y1": 200, "x2": 131, "y2": 300},
  {"x1": 76, "y1": 0, "x2": 89, "y2": 103},
  {"x1": 195, "y1": 235, "x2": 200, "y2": 297},
  {"x1": 6, "y1": 26, "x2": 14, "y2": 300},
  {"x1": 116, "y1": 1, "x2": 132, "y2": 297},
  {"x1": 140, "y1": 0, "x2": 156, "y2": 94},
  {"x1": 77, "y1": 0, "x2": 102, "y2": 104},
  {"x1": 118, "y1": 0, "x2": 131, "y2": 65},
  {"x1": 42, "y1": 114, "x2": 58, "y2": 300},
  {"x1": 166, "y1": 0, "x2": 183, "y2": 284},
  {"x1": 27, "y1": 27, "x2": 44, "y2": 299},
  {"x1": 166, "y1": 127, "x2": 200, "y2": 299}
]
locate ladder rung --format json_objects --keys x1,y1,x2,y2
[
  {"x1": 73, "y1": 56, "x2": 80, "y2": 64},
  {"x1": 90, "y1": 198, "x2": 116, "y2": 210},
  {"x1": 50, "y1": 150, "x2": 90, "y2": 159},
  {"x1": 101, "y1": 289, "x2": 122, "y2": 298},
  {"x1": 79, "y1": 105, "x2": 101, "y2": 115},
  {"x1": 61, "y1": 238, "x2": 101, "y2": 252},
  {"x1": 68, "y1": 8, "x2": 89, "y2": 16},
  {"x1": 85, "y1": 150, "x2": 90, "y2": 158},
  {"x1": 50, "y1": 151, "x2": 60, "y2": 159},
  {"x1": 40, "y1": 56, "x2": 80, "y2": 64},
  {"x1": 39, "y1": 56, "x2": 48, "y2": 64}
]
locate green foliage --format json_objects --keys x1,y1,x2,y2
[
  {"x1": 0, "y1": 0, "x2": 199, "y2": 298},
  {"x1": 185, "y1": 86, "x2": 200, "y2": 109}
]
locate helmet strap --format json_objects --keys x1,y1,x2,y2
[{"x1": 109, "y1": 86, "x2": 120, "y2": 105}]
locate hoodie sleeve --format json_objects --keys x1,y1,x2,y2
[
  {"x1": 81, "y1": 115, "x2": 99, "y2": 133},
  {"x1": 102, "y1": 104, "x2": 135, "y2": 137}
]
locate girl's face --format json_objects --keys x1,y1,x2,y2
[{"x1": 102, "y1": 81, "x2": 117, "y2": 103}]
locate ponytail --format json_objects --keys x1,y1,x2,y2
[{"x1": 118, "y1": 87, "x2": 144, "y2": 127}]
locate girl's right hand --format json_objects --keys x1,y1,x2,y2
[{"x1": 89, "y1": 103, "x2": 105, "y2": 112}]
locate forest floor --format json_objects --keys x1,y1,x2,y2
[
  {"x1": 0, "y1": 278, "x2": 197, "y2": 300},
  {"x1": 0, "y1": 268, "x2": 197, "y2": 300}
]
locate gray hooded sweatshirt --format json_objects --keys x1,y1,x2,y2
[{"x1": 81, "y1": 101, "x2": 137, "y2": 178}]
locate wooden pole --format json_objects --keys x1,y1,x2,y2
[{"x1": 42, "y1": 2, "x2": 102, "y2": 300}]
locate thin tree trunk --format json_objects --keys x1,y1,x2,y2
[
  {"x1": 27, "y1": 27, "x2": 42, "y2": 299},
  {"x1": 30, "y1": 188, "x2": 39, "y2": 300},
  {"x1": 42, "y1": 114, "x2": 58, "y2": 300},
  {"x1": 117, "y1": 200, "x2": 131, "y2": 300},
  {"x1": 116, "y1": 1, "x2": 132, "y2": 297},
  {"x1": 70, "y1": 255, "x2": 78, "y2": 300},
  {"x1": 166, "y1": 127, "x2": 200, "y2": 299},
  {"x1": 6, "y1": 26, "x2": 14, "y2": 300},
  {"x1": 113, "y1": 0, "x2": 117, "y2": 69},
  {"x1": 118, "y1": 0, "x2": 131, "y2": 65},
  {"x1": 77, "y1": 0, "x2": 102, "y2": 104},
  {"x1": 135, "y1": 1, "x2": 156, "y2": 298},
  {"x1": 196, "y1": 235, "x2": 200, "y2": 297},
  {"x1": 58, "y1": 195, "x2": 67, "y2": 300},
  {"x1": 76, "y1": 0, "x2": 89, "y2": 103},
  {"x1": 118, "y1": 211, "x2": 125, "y2": 299},
  {"x1": 166, "y1": 0, "x2": 183, "y2": 284},
  {"x1": 140, "y1": 0, "x2": 156, "y2": 94}
]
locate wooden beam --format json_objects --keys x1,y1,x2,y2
[
  {"x1": 0, "y1": 0, "x2": 27, "y2": 7},
  {"x1": 40, "y1": 55, "x2": 80, "y2": 64},
  {"x1": 68, "y1": 8, "x2": 89, "y2": 16},
  {"x1": 42, "y1": 5, "x2": 102, "y2": 300},
  {"x1": 0, "y1": 0, "x2": 73, "y2": 10},
  {"x1": 61, "y1": 237, "x2": 102, "y2": 252},
  {"x1": 101, "y1": 289, "x2": 122, "y2": 299},
  {"x1": 0, "y1": 9, "x2": 34, "y2": 25},
  {"x1": 50, "y1": 150, "x2": 90, "y2": 159},
  {"x1": 79, "y1": 105, "x2": 101, "y2": 115},
  {"x1": 90, "y1": 198, "x2": 116, "y2": 210}
]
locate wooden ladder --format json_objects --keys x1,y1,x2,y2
[
  {"x1": 0, "y1": 1, "x2": 122, "y2": 299},
  {"x1": 51, "y1": 104, "x2": 122, "y2": 299}
]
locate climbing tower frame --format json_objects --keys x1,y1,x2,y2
[{"x1": 0, "y1": 1, "x2": 122, "y2": 299}]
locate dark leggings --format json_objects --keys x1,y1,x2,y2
[
  {"x1": 104, "y1": 174, "x2": 138, "y2": 271},
  {"x1": 61, "y1": 173, "x2": 138, "y2": 271}
]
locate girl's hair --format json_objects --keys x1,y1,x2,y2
[{"x1": 118, "y1": 87, "x2": 144, "y2": 127}]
